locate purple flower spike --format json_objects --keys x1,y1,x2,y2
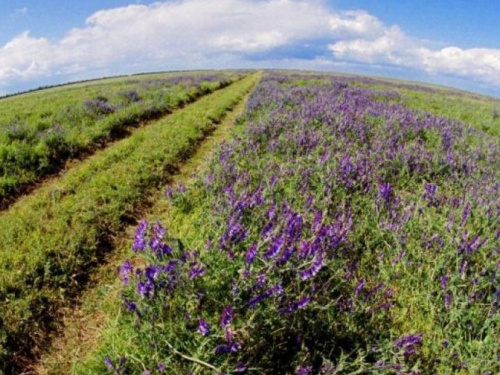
[
  {"x1": 461, "y1": 203, "x2": 471, "y2": 225},
  {"x1": 245, "y1": 243, "x2": 258, "y2": 264},
  {"x1": 189, "y1": 262, "x2": 206, "y2": 280},
  {"x1": 424, "y1": 183, "x2": 437, "y2": 200},
  {"x1": 153, "y1": 221, "x2": 166, "y2": 240},
  {"x1": 104, "y1": 357, "x2": 115, "y2": 371},
  {"x1": 198, "y1": 319, "x2": 210, "y2": 336},
  {"x1": 120, "y1": 260, "x2": 134, "y2": 285},
  {"x1": 459, "y1": 260, "x2": 468, "y2": 275},
  {"x1": 234, "y1": 363, "x2": 247, "y2": 372},
  {"x1": 296, "y1": 365, "x2": 312, "y2": 375},
  {"x1": 440, "y1": 275, "x2": 448, "y2": 290},
  {"x1": 264, "y1": 237, "x2": 285, "y2": 259},
  {"x1": 355, "y1": 278, "x2": 365, "y2": 295},
  {"x1": 296, "y1": 296, "x2": 310, "y2": 309},
  {"x1": 300, "y1": 252, "x2": 324, "y2": 280},
  {"x1": 132, "y1": 220, "x2": 148, "y2": 252},
  {"x1": 378, "y1": 182, "x2": 393, "y2": 202},
  {"x1": 215, "y1": 341, "x2": 241, "y2": 355},
  {"x1": 445, "y1": 292, "x2": 452, "y2": 310},
  {"x1": 219, "y1": 305, "x2": 233, "y2": 328},
  {"x1": 137, "y1": 279, "x2": 154, "y2": 298},
  {"x1": 393, "y1": 333, "x2": 423, "y2": 356}
]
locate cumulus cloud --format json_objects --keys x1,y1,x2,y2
[
  {"x1": 0, "y1": 0, "x2": 499, "y2": 92},
  {"x1": 0, "y1": 0, "x2": 334, "y2": 88},
  {"x1": 328, "y1": 14, "x2": 500, "y2": 86}
]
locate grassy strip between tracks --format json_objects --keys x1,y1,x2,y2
[{"x1": 0, "y1": 73, "x2": 259, "y2": 373}]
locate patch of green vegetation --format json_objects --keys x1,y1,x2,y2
[
  {"x1": 0, "y1": 73, "x2": 259, "y2": 373},
  {"x1": 400, "y1": 90, "x2": 500, "y2": 136},
  {"x1": 350, "y1": 78, "x2": 500, "y2": 138}
]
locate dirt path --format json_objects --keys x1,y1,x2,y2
[{"x1": 30, "y1": 79, "x2": 257, "y2": 375}]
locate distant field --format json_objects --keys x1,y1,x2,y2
[
  {"x1": 348, "y1": 76, "x2": 500, "y2": 137},
  {"x1": 0, "y1": 71, "x2": 237, "y2": 209}
]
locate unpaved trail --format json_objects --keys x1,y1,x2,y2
[{"x1": 30, "y1": 75, "x2": 259, "y2": 375}]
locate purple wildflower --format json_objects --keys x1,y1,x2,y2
[
  {"x1": 276, "y1": 244, "x2": 295, "y2": 266},
  {"x1": 378, "y1": 182, "x2": 393, "y2": 203},
  {"x1": 126, "y1": 301, "x2": 140, "y2": 317},
  {"x1": 296, "y1": 365, "x2": 312, "y2": 375},
  {"x1": 264, "y1": 237, "x2": 285, "y2": 259},
  {"x1": 105, "y1": 357, "x2": 114, "y2": 371},
  {"x1": 459, "y1": 260, "x2": 468, "y2": 275},
  {"x1": 445, "y1": 292, "x2": 452, "y2": 310},
  {"x1": 137, "y1": 280, "x2": 154, "y2": 298},
  {"x1": 300, "y1": 252, "x2": 324, "y2": 280},
  {"x1": 234, "y1": 363, "x2": 247, "y2": 372},
  {"x1": 119, "y1": 260, "x2": 134, "y2": 285},
  {"x1": 461, "y1": 203, "x2": 471, "y2": 225},
  {"x1": 313, "y1": 211, "x2": 323, "y2": 233},
  {"x1": 296, "y1": 296, "x2": 310, "y2": 309},
  {"x1": 248, "y1": 284, "x2": 283, "y2": 307},
  {"x1": 133, "y1": 220, "x2": 148, "y2": 252},
  {"x1": 189, "y1": 262, "x2": 205, "y2": 280},
  {"x1": 355, "y1": 279, "x2": 365, "y2": 295},
  {"x1": 424, "y1": 183, "x2": 437, "y2": 201},
  {"x1": 285, "y1": 213, "x2": 303, "y2": 240},
  {"x1": 198, "y1": 319, "x2": 210, "y2": 336},
  {"x1": 440, "y1": 275, "x2": 448, "y2": 290},
  {"x1": 219, "y1": 305, "x2": 233, "y2": 328},
  {"x1": 261, "y1": 221, "x2": 274, "y2": 238},
  {"x1": 245, "y1": 243, "x2": 258, "y2": 264},
  {"x1": 165, "y1": 186, "x2": 174, "y2": 198},
  {"x1": 153, "y1": 221, "x2": 166, "y2": 239},
  {"x1": 394, "y1": 333, "x2": 423, "y2": 357},
  {"x1": 215, "y1": 341, "x2": 241, "y2": 355}
]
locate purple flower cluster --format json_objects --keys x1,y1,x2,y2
[
  {"x1": 394, "y1": 333, "x2": 423, "y2": 357},
  {"x1": 108, "y1": 72, "x2": 500, "y2": 374},
  {"x1": 83, "y1": 97, "x2": 116, "y2": 117}
]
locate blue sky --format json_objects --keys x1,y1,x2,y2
[{"x1": 1, "y1": 0, "x2": 499, "y2": 97}]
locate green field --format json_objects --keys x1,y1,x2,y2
[
  {"x1": 1, "y1": 70, "x2": 500, "y2": 375},
  {"x1": 0, "y1": 72, "x2": 258, "y2": 372},
  {"x1": 0, "y1": 71, "x2": 237, "y2": 209}
]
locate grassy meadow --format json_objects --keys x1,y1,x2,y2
[
  {"x1": 0, "y1": 71, "x2": 237, "y2": 209},
  {"x1": 1, "y1": 70, "x2": 500, "y2": 375},
  {"x1": 0, "y1": 72, "x2": 258, "y2": 373}
]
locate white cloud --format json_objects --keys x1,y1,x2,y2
[
  {"x1": 0, "y1": 0, "x2": 499, "y2": 93},
  {"x1": 0, "y1": 0, "x2": 334, "y2": 88},
  {"x1": 329, "y1": 10, "x2": 386, "y2": 39},
  {"x1": 329, "y1": 21, "x2": 500, "y2": 86}
]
